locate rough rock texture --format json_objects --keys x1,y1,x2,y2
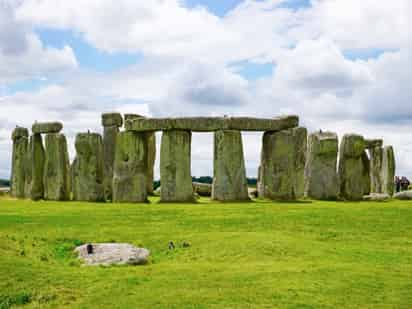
[
  {"x1": 43, "y1": 133, "x2": 70, "y2": 201},
  {"x1": 24, "y1": 136, "x2": 33, "y2": 198},
  {"x1": 125, "y1": 114, "x2": 156, "y2": 195},
  {"x1": 72, "y1": 133, "x2": 105, "y2": 202},
  {"x1": 304, "y1": 131, "x2": 339, "y2": 200},
  {"x1": 212, "y1": 130, "x2": 249, "y2": 201},
  {"x1": 75, "y1": 243, "x2": 150, "y2": 266},
  {"x1": 30, "y1": 134, "x2": 45, "y2": 201},
  {"x1": 363, "y1": 193, "x2": 390, "y2": 201},
  {"x1": 102, "y1": 113, "x2": 123, "y2": 201},
  {"x1": 193, "y1": 182, "x2": 212, "y2": 197},
  {"x1": 338, "y1": 134, "x2": 366, "y2": 200},
  {"x1": 361, "y1": 151, "x2": 371, "y2": 195},
  {"x1": 10, "y1": 127, "x2": 29, "y2": 198},
  {"x1": 394, "y1": 190, "x2": 412, "y2": 200},
  {"x1": 365, "y1": 139, "x2": 383, "y2": 148},
  {"x1": 259, "y1": 127, "x2": 307, "y2": 200},
  {"x1": 368, "y1": 146, "x2": 383, "y2": 193},
  {"x1": 382, "y1": 146, "x2": 395, "y2": 196},
  {"x1": 126, "y1": 115, "x2": 299, "y2": 132},
  {"x1": 101, "y1": 113, "x2": 123, "y2": 127},
  {"x1": 32, "y1": 122, "x2": 63, "y2": 134},
  {"x1": 113, "y1": 131, "x2": 148, "y2": 203},
  {"x1": 160, "y1": 130, "x2": 194, "y2": 202}
]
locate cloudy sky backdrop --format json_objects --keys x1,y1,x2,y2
[{"x1": 0, "y1": 0, "x2": 410, "y2": 179}]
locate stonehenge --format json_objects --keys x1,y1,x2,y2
[
  {"x1": 9, "y1": 114, "x2": 398, "y2": 203},
  {"x1": 304, "y1": 132, "x2": 339, "y2": 200}
]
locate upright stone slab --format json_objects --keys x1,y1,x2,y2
[
  {"x1": 304, "y1": 131, "x2": 338, "y2": 200},
  {"x1": 43, "y1": 133, "x2": 70, "y2": 201},
  {"x1": 382, "y1": 146, "x2": 395, "y2": 196},
  {"x1": 259, "y1": 127, "x2": 307, "y2": 200},
  {"x1": 10, "y1": 127, "x2": 29, "y2": 198},
  {"x1": 160, "y1": 130, "x2": 194, "y2": 202},
  {"x1": 31, "y1": 133, "x2": 45, "y2": 200},
  {"x1": 113, "y1": 131, "x2": 148, "y2": 203},
  {"x1": 125, "y1": 114, "x2": 156, "y2": 195},
  {"x1": 338, "y1": 134, "x2": 366, "y2": 200},
  {"x1": 361, "y1": 151, "x2": 371, "y2": 195},
  {"x1": 72, "y1": 133, "x2": 105, "y2": 202},
  {"x1": 24, "y1": 136, "x2": 33, "y2": 198},
  {"x1": 369, "y1": 146, "x2": 383, "y2": 193},
  {"x1": 212, "y1": 130, "x2": 249, "y2": 201},
  {"x1": 102, "y1": 113, "x2": 123, "y2": 201}
]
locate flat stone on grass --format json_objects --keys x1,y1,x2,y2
[{"x1": 75, "y1": 243, "x2": 150, "y2": 266}]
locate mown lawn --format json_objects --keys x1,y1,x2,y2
[{"x1": 0, "y1": 197, "x2": 411, "y2": 308}]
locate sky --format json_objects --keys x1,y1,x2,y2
[{"x1": 0, "y1": 0, "x2": 411, "y2": 179}]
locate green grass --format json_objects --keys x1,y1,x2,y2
[{"x1": 0, "y1": 197, "x2": 412, "y2": 308}]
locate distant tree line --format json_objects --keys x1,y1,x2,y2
[
  {"x1": 0, "y1": 179, "x2": 10, "y2": 187},
  {"x1": 153, "y1": 177, "x2": 257, "y2": 190}
]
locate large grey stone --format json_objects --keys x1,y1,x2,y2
[
  {"x1": 32, "y1": 122, "x2": 63, "y2": 134},
  {"x1": 212, "y1": 130, "x2": 249, "y2": 201},
  {"x1": 75, "y1": 243, "x2": 150, "y2": 266},
  {"x1": 43, "y1": 133, "x2": 70, "y2": 201},
  {"x1": 382, "y1": 146, "x2": 395, "y2": 196},
  {"x1": 259, "y1": 127, "x2": 307, "y2": 200},
  {"x1": 72, "y1": 133, "x2": 105, "y2": 202},
  {"x1": 304, "y1": 131, "x2": 338, "y2": 200},
  {"x1": 365, "y1": 139, "x2": 383, "y2": 148},
  {"x1": 24, "y1": 136, "x2": 33, "y2": 199},
  {"x1": 193, "y1": 182, "x2": 212, "y2": 197},
  {"x1": 125, "y1": 115, "x2": 299, "y2": 132},
  {"x1": 363, "y1": 193, "x2": 390, "y2": 201},
  {"x1": 338, "y1": 134, "x2": 366, "y2": 200},
  {"x1": 368, "y1": 146, "x2": 383, "y2": 193},
  {"x1": 10, "y1": 127, "x2": 29, "y2": 198},
  {"x1": 30, "y1": 134, "x2": 45, "y2": 200},
  {"x1": 160, "y1": 130, "x2": 194, "y2": 202},
  {"x1": 113, "y1": 131, "x2": 148, "y2": 203},
  {"x1": 394, "y1": 190, "x2": 412, "y2": 200},
  {"x1": 101, "y1": 113, "x2": 123, "y2": 127},
  {"x1": 361, "y1": 150, "x2": 371, "y2": 195}
]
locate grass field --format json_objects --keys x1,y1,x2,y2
[{"x1": 1, "y1": 197, "x2": 412, "y2": 308}]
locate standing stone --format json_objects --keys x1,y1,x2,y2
[
  {"x1": 43, "y1": 133, "x2": 70, "y2": 201},
  {"x1": 212, "y1": 130, "x2": 249, "y2": 201},
  {"x1": 10, "y1": 127, "x2": 29, "y2": 198},
  {"x1": 361, "y1": 151, "x2": 371, "y2": 195},
  {"x1": 160, "y1": 130, "x2": 194, "y2": 202},
  {"x1": 24, "y1": 136, "x2": 33, "y2": 198},
  {"x1": 102, "y1": 113, "x2": 123, "y2": 201},
  {"x1": 125, "y1": 114, "x2": 156, "y2": 195},
  {"x1": 259, "y1": 127, "x2": 307, "y2": 200},
  {"x1": 113, "y1": 131, "x2": 148, "y2": 203},
  {"x1": 72, "y1": 133, "x2": 105, "y2": 202},
  {"x1": 369, "y1": 146, "x2": 383, "y2": 193},
  {"x1": 338, "y1": 134, "x2": 366, "y2": 200},
  {"x1": 382, "y1": 146, "x2": 395, "y2": 196},
  {"x1": 304, "y1": 131, "x2": 338, "y2": 200},
  {"x1": 31, "y1": 133, "x2": 45, "y2": 200}
]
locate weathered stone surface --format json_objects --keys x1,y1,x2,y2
[
  {"x1": 24, "y1": 136, "x2": 33, "y2": 198},
  {"x1": 10, "y1": 127, "x2": 29, "y2": 198},
  {"x1": 212, "y1": 130, "x2": 249, "y2": 201},
  {"x1": 382, "y1": 146, "x2": 395, "y2": 196},
  {"x1": 125, "y1": 115, "x2": 299, "y2": 132},
  {"x1": 160, "y1": 130, "x2": 194, "y2": 202},
  {"x1": 394, "y1": 190, "x2": 412, "y2": 200},
  {"x1": 75, "y1": 243, "x2": 150, "y2": 266},
  {"x1": 193, "y1": 182, "x2": 212, "y2": 197},
  {"x1": 113, "y1": 131, "x2": 148, "y2": 203},
  {"x1": 369, "y1": 146, "x2": 383, "y2": 193},
  {"x1": 102, "y1": 113, "x2": 123, "y2": 127},
  {"x1": 338, "y1": 134, "x2": 366, "y2": 200},
  {"x1": 259, "y1": 127, "x2": 307, "y2": 200},
  {"x1": 124, "y1": 114, "x2": 156, "y2": 195},
  {"x1": 32, "y1": 122, "x2": 63, "y2": 134},
  {"x1": 361, "y1": 151, "x2": 371, "y2": 195},
  {"x1": 363, "y1": 193, "x2": 390, "y2": 201},
  {"x1": 30, "y1": 134, "x2": 45, "y2": 200},
  {"x1": 365, "y1": 139, "x2": 383, "y2": 148},
  {"x1": 43, "y1": 133, "x2": 70, "y2": 201},
  {"x1": 72, "y1": 133, "x2": 105, "y2": 202},
  {"x1": 304, "y1": 131, "x2": 339, "y2": 200},
  {"x1": 102, "y1": 125, "x2": 119, "y2": 201}
]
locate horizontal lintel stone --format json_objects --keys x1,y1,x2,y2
[
  {"x1": 125, "y1": 115, "x2": 299, "y2": 132},
  {"x1": 32, "y1": 122, "x2": 63, "y2": 134},
  {"x1": 365, "y1": 139, "x2": 383, "y2": 148}
]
